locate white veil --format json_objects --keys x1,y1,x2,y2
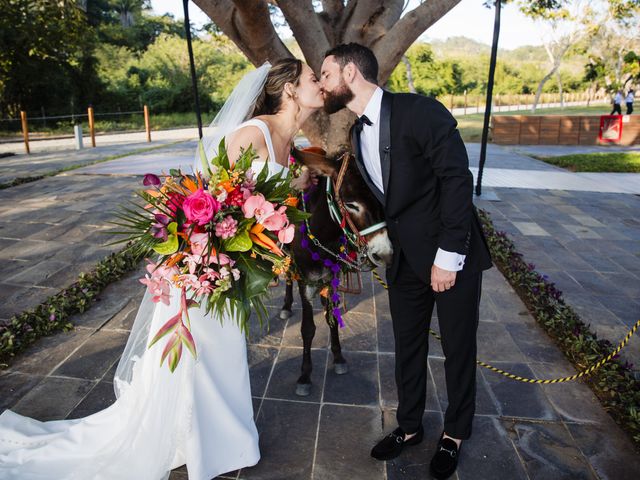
[
  {"x1": 194, "y1": 62, "x2": 272, "y2": 172},
  {"x1": 114, "y1": 62, "x2": 272, "y2": 396}
]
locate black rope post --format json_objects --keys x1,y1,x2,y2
[
  {"x1": 183, "y1": 0, "x2": 203, "y2": 139},
  {"x1": 476, "y1": 0, "x2": 502, "y2": 196}
]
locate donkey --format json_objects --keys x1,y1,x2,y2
[{"x1": 281, "y1": 147, "x2": 393, "y2": 396}]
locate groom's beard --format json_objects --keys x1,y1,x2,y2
[{"x1": 323, "y1": 81, "x2": 354, "y2": 114}]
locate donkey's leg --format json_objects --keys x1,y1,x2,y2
[
  {"x1": 323, "y1": 296, "x2": 349, "y2": 375},
  {"x1": 280, "y1": 272, "x2": 294, "y2": 320},
  {"x1": 296, "y1": 281, "x2": 316, "y2": 396}
]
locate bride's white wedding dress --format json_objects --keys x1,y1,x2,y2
[{"x1": 0, "y1": 119, "x2": 284, "y2": 479}]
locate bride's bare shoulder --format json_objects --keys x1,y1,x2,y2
[{"x1": 226, "y1": 124, "x2": 267, "y2": 159}]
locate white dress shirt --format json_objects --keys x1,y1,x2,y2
[{"x1": 358, "y1": 87, "x2": 466, "y2": 272}]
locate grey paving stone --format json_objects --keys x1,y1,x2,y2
[
  {"x1": 323, "y1": 351, "x2": 379, "y2": 406},
  {"x1": 247, "y1": 308, "x2": 287, "y2": 347},
  {"x1": 247, "y1": 345, "x2": 278, "y2": 399},
  {"x1": 480, "y1": 363, "x2": 558, "y2": 421},
  {"x1": 566, "y1": 418, "x2": 640, "y2": 480},
  {"x1": 336, "y1": 311, "x2": 377, "y2": 352},
  {"x1": 512, "y1": 222, "x2": 550, "y2": 237},
  {"x1": 314, "y1": 404, "x2": 384, "y2": 480},
  {"x1": 503, "y1": 419, "x2": 597, "y2": 479},
  {"x1": 241, "y1": 399, "x2": 319, "y2": 480},
  {"x1": 5, "y1": 259, "x2": 70, "y2": 286},
  {"x1": 51, "y1": 329, "x2": 129, "y2": 381},
  {"x1": 477, "y1": 321, "x2": 528, "y2": 363},
  {"x1": 11, "y1": 376, "x2": 96, "y2": 421},
  {"x1": 265, "y1": 347, "x2": 327, "y2": 403},
  {"x1": 504, "y1": 322, "x2": 568, "y2": 364},
  {"x1": 0, "y1": 372, "x2": 43, "y2": 410},
  {"x1": 3, "y1": 327, "x2": 93, "y2": 376},
  {"x1": 456, "y1": 416, "x2": 528, "y2": 480},
  {"x1": 281, "y1": 309, "x2": 330, "y2": 349},
  {"x1": 67, "y1": 380, "x2": 117, "y2": 419}
]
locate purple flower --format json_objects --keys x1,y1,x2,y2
[
  {"x1": 331, "y1": 293, "x2": 341, "y2": 303},
  {"x1": 311, "y1": 252, "x2": 320, "y2": 261},
  {"x1": 150, "y1": 213, "x2": 171, "y2": 241},
  {"x1": 143, "y1": 173, "x2": 161, "y2": 186},
  {"x1": 299, "y1": 223, "x2": 306, "y2": 233},
  {"x1": 324, "y1": 259, "x2": 333, "y2": 267},
  {"x1": 49, "y1": 314, "x2": 56, "y2": 322},
  {"x1": 331, "y1": 264, "x2": 341, "y2": 273},
  {"x1": 331, "y1": 277, "x2": 340, "y2": 287},
  {"x1": 301, "y1": 238, "x2": 309, "y2": 249}
]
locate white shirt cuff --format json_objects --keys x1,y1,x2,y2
[{"x1": 434, "y1": 248, "x2": 466, "y2": 272}]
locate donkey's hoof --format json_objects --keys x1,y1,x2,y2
[
  {"x1": 279, "y1": 309, "x2": 292, "y2": 320},
  {"x1": 295, "y1": 382, "x2": 312, "y2": 397},
  {"x1": 334, "y1": 362, "x2": 349, "y2": 375}
]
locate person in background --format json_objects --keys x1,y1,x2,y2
[
  {"x1": 611, "y1": 90, "x2": 623, "y2": 115},
  {"x1": 626, "y1": 89, "x2": 634, "y2": 115}
]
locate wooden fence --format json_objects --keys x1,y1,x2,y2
[{"x1": 492, "y1": 115, "x2": 640, "y2": 146}]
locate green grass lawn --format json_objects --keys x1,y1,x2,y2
[{"x1": 533, "y1": 152, "x2": 640, "y2": 173}]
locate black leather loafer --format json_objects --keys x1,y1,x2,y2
[
  {"x1": 370, "y1": 425, "x2": 424, "y2": 461},
  {"x1": 430, "y1": 433, "x2": 461, "y2": 479}
]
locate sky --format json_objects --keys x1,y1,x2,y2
[{"x1": 150, "y1": 0, "x2": 543, "y2": 50}]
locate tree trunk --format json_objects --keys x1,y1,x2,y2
[
  {"x1": 532, "y1": 68, "x2": 556, "y2": 113},
  {"x1": 556, "y1": 71, "x2": 564, "y2": 108},
  {"x1": 193, "y1": 0, "x2": 462, "y2": 148},
  {"x1": 402, "y1": 55, "x2": 416, "y2": 93}
]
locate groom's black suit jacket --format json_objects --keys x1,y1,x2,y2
[{"x1": 351, "y1": 90, "x2": 492, "y2": 284}]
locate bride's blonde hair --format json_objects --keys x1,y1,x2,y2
[{"x1": 251, "y1": 58, "x2": 303, "y2": 117}]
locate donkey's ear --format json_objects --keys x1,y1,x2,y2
[{"x1": 291, "y1": 146, "x2": 336, "y2": 177}]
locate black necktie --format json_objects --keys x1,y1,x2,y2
[{"x1": 354, "y1": 114, "x2": 372, "y2": 135}]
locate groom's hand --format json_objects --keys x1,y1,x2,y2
[{"x1": 431, "y1": 264, "x2": 456, "y2": 292}]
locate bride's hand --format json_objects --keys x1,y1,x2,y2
[{"x1": 290, "y1": 166, "x2": 319, "y2": 191}]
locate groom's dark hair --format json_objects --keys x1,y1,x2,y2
[{"x1": 324, "y1": 43, "x2": 378, "y2": 84}]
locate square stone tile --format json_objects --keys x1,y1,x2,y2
[
  {"x1": 247, "y1": 345, "x2": 278, "y2": 399},
  {"x1": 566, "y1": 419, "x2": 640, "y2": 480},
  {"x1": 281, "y1": 309, "x2": 330, "y2": 349},
  {"x1": 4, "y1": 327, "x2": 94, "y2": 376},
  {"x1": 11, "y1": 376, "x2": 96, "y2": 421},
  {"x1": 480, "y1": 363, "x2": 558, "y2": 420},
  {"x1": 314, "y1": 404, "x2": 384, "y2": 480},
  {"x1": 52, "y1": 329, "x2": 129, "y2": 381},
  {"x1": 504, "y1": 322, "x2": 567, "y2": 364},
  {"x1": 240, "y1": 399, "x2": 319, "y2": 480},
  {"x1": 337, "y1": 311, "x2": 377, "y2": 353},
  {"x1": 477, "y1": 322, "x2": 527, "y2": 363},
  {"x1": 0, "y1": 372, "x2": 43, "y2": 410},
  {"x1": 247, "y1": 308, "x2": 287, "y2": 347},
  {"x1": 67, "y1": 380, "x2": 117, "y2": 419},
  {"x1": 265, "y1": 347, "x2": 327, "y2": 403},
  {"x1": 512, "y1": 222, "x2": 550, "y2": 237},
  {"x1": 456, "y1": 416, "x2": 528, "y2": 480},
  {"x1": 504, "y1": 419, "x2": 597, "y2": 479},
  {"x1": 323, "y1": 351, "x2": 378, "y2": 406},
  {"x1": 5, "y1": 259, "x2": 70, "y2": 286}
]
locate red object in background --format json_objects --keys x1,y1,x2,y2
[{"x1": 599, "y1": 115, "x2": 623, "y2": 142}]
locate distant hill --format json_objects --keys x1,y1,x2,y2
[{"x1": 428, "y1": 36, "x2": 547, "y2": 61}]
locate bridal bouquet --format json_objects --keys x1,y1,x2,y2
[{"x1": 111, "y1": 140, "x2": 307, "y2": 371}]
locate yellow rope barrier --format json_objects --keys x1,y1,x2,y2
[{"x1": 371, "y1": 269, "x2": 639, "y2": 384}]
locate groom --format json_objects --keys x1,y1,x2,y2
[{"x1": 320, "y1": 43, "x2": 492, "y2": 479}]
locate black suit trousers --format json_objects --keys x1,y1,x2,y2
[{"x1": 388, "y1": 250, "x2": 481, "y2": 440}]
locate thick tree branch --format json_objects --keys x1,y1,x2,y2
[
  {"x1": 194, "y1": 0, "x2": 291, "y2": 65},
  {"x1": 374, "y1": 0, "x2": 461, "y2": 82},
  {"x1": 278, "y1": 0, "x2": 331, "y2": 72}
]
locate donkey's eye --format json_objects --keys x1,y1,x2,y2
[{"x1": 345, "y1": 202, "x2": 360, "y2": 212}]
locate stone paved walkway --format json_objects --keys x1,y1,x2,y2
[
  {"x1": 2, "y1": 264, "x2": 639, "y2": 479},
  {"x1": 1, "y1": 142, "x2": 639, "y2": 479}
]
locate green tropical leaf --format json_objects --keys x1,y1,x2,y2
[{"x1": 223, "y1": 228, "x2": 252, "y2": 252}]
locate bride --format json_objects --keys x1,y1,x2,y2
[{"x1": 0, "y1": 59, "x2": 324, "y2": 479}]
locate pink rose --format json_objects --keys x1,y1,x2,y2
[
  {"x1": 183, "y1": 189, "x2": 219, "y2": 226},
  {"x1": 277, "y1": 223, "x2": 295, "y2": 244}
]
